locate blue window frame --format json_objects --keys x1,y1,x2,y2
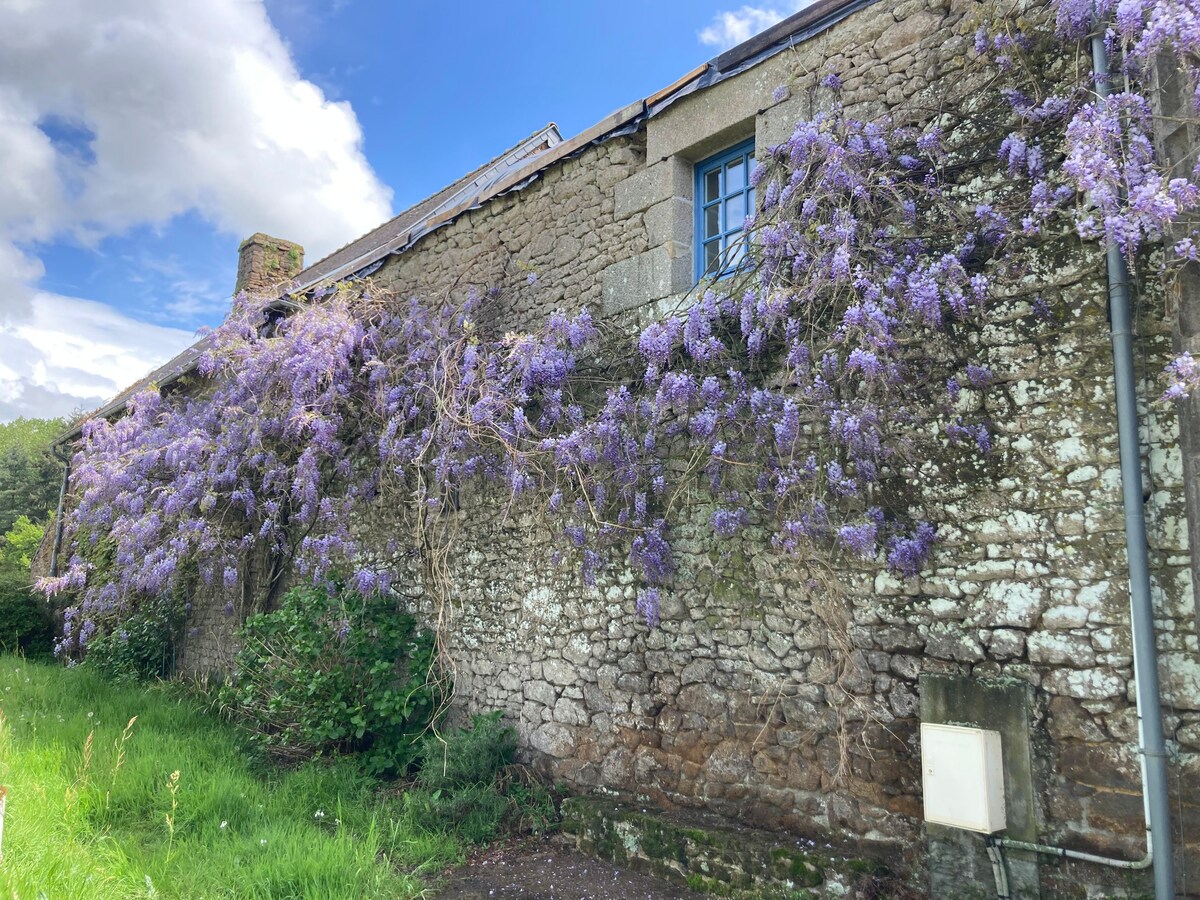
[{"x1": 695, "y1": 138, "x2": 756, "y2": 281}]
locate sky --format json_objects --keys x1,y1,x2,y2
[{"x1": 0, "y1": 0, "x2": 807, "y2": 423}]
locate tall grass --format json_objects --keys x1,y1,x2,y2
[{"x1": 0, "y1": 656, "x2": 460, "y2": 898}]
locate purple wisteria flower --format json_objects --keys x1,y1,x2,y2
[{"x1": 45, "y1": 0, "x2": 1200, "y2": 647}]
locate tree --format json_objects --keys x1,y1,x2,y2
[
  {"x1": 0, "y1": 514, "x2": 52, "y2": 655},
  {"x1": 1, "y1": 516, "x2": 44, "y2": 570},
  {"x1": 0, "y1": 417, "x2": 65, "y2": 535}
]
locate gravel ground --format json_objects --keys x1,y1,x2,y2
[{"x1": 434, "y1": 839, "x2": 705, "y2": 900}]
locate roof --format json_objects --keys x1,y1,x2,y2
[
  {"x1": 293, "y1": 124, "x2": 563, "y2": 289},
  {"x1": 58, "y1": 0, "x2": 872, "y2": 445}
]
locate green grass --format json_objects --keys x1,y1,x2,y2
[{"x1": 0, "y1": 655, "x2": 461, "y2": 898}]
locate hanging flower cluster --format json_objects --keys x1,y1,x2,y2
[
  {"x1": 983, "y1": 0, "x2": 1200, "y2": 398},
  {"x1": 44, "y1": 0, "x2": 1200, "y2": 652}
]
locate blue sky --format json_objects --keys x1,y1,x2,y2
[{"x1": 0, "y1": 0, "x2": 803, "y2": 422}]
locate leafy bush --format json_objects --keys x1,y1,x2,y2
[
  {"x1": 82, "y1": 593, "x2": 183, "y2": 682},
  {"x1": 221, "y1": 583, "x2": 441, "y2": 775},
  {"x1": 0, "y1": 569, "x2": 53, "y2": 656},
  {"x1": 405, "y1": 711, "x2": 555, "y2": 842}
]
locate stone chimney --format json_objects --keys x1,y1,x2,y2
[{"x1": 234, "y1": 233, "x2": 304, "y2": 295}]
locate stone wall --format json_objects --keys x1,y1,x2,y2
[
  {"x1": 374, "y1": 136, "x2": 649, "y2": 334},
  {"x1": 175, "y1": 0, "x2": 1200, "y2": 894},
  {"x1": 177, "y1": 532, "x2": 296, "y2": 678},
  {"x1": 387, "y1": 253, "x2": 1197, "y2": 896},
  {"x1": 178, "y1": 580, "x2": 239, "y2": 677}
]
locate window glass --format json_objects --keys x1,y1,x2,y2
[
  {"x1": 705, "y1": 204, "x2": 720, "y2": 239},
  {"x1": 727, "y1": 238, "x2": 746, "y2": 270},
  {"x1": 705, "y1": 240, "x2": 720, "y2": 272},
  {"x1": 705, "y1": 169, "x2": 720, "y2": 204},
  {"x1": 725, "y1": 158, "x2": 745, "y2": 193},
  {"x1": 725, "y1": 197, "x2": 745, "y2": 231}
]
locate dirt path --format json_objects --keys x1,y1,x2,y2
[{"x1": 434, "y1": 838, "x2": 704, "y2": 900}]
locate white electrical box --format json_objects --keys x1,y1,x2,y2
[{"x1": 920, "y1": 722, "x2": 1006, "y2": 834}]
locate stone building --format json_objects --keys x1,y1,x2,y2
[{"x1": 50, "y1": 0, "x2": 1200, "y2": 895}]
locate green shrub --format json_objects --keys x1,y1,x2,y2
[
  {"x1": 416, "y1": 709, "x2": 516, "y2": 791},
  {"x1": 221, "y1": 583, "x2": 441, "y2": 775},
  {"x1": 1, "y1": 514, "x2": 44, "y2": 568},
  {"x1": 0, "y1": 569, "x2": 53, "y2": 656},
  {"x1": 82, "y1": 593, "x2": 183, "y2": 681},
  {"x1": 406, "y1": 711, "x2": 556, "y2": 842}
]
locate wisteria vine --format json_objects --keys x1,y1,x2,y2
[{"x1": 44, "y1": 0, "x2": 1200, "y2": 656}]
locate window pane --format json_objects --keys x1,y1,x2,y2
[
  {"x1": 705, "y1": 204, "x2": 720, "y2": 238},
  {"x1": 725, "y1": 157, "x2": 745, "y2": 193},
  {"x1": 704, "y1": 240, "x2": 720, "y2": 273},
  {"x1": 728, "y1": 234, "x2": 745, "y2": 269},
  {"x1": 725, "y1": 196, "x2": 745, "y2": 231},
  {"x1": 748, "y1": 156, "x2": 758, "y2": 179},
  {"x1": 705, "y1": 169, "x2": 720, "y2": 203},
  {"x1": 748, "y1": 187, "x2": 755, "y2": 212}
]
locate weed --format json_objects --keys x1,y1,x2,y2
[
  {"x1": 417, "y1": 709, "x2": 515, "y2": 791},
  {"x1": 164, "y1": 769, "x2": 180, "y2": 862}
]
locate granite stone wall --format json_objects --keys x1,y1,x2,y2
[
  {"x1": 374, "y1": 137, "x2": 649, "y2": 334},
  {"x1": 173, "y1": 0, "x2": 1200, "y2": 894},
  {"x1": 367, "y1": 258, "x2": 1197, "y2": 896},
  {"x1": 178, "y1": 580, "x2": 239, "y2": 677}
]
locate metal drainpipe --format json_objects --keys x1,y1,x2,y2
[
  {"x1": 49, "y1": 443, "x2": 71, "y2": 578},
  {"x1": 997, "y1": 30, "x2": 1176, "y2": 900}
]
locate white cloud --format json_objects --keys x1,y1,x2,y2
[
  {"x1": 0, "y1": 0, "x2": 392, "y2": 259},
  {"x1": 0, "y1": 0, "x2": 394, "y2": 422},
  {"x1": 698, "y1": 2, "x2": 811, "y2": 50},
  {"x1": 0, "y1": 292, "x2": 196, "y2": 421}
]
